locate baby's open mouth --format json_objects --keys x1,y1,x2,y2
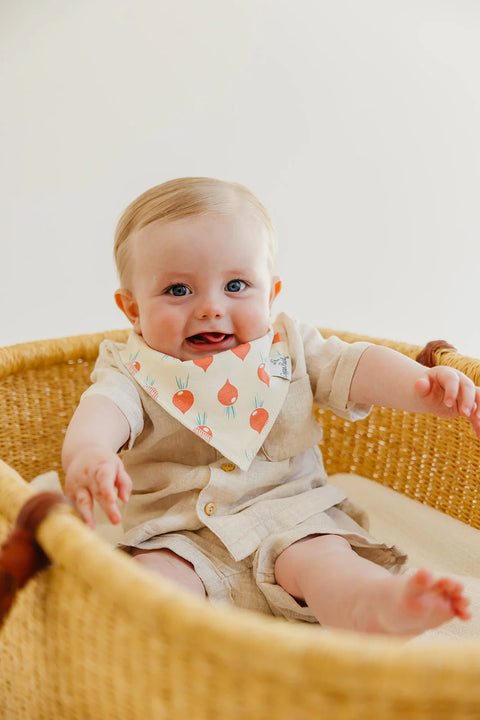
[{"x1": 187, "y1": 333, "x2": 233, "y2": 346}]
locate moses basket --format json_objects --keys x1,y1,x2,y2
[{"x1": 1, "y1": 327, "x2": 480, "y2": 719}]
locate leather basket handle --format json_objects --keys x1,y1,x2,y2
[
  {"x1": 0, "y1": 492, "x2": 79, "y2": 626},
  {"x1": 416, "y1": 340, "x2": 456, "y2": 368}
]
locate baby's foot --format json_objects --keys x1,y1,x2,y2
[{"x1": 371, "y1": 568, "x2": 471, "y2": 636}]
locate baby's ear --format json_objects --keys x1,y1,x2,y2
[
  {"x1": 269, "y1": 276, "x2": 282, "y2": 307},
  {"x1": 115, "y1": 290, "x2": 141, "y2": 333}
]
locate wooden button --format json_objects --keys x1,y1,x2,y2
[
  {"x1": 204, "y1": 502, "x2": 216, "y2": 516},
  {"x1": 221, "y1": 462, "x2": 236, "y2": 472}
]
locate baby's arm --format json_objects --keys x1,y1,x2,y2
[
  {"x1": 62, "y1": 395, "x2": 132, "y2": 528},
  {"x1": 349, "y1": 345, "x2": 480, "y2": 437}
]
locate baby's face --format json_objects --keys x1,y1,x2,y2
[{"x1": 117, "y1": 212, "x2": 278, "y2": 360}]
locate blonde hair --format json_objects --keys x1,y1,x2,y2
[{"x1": 114, "y1": 177, "x2": 277, "y2": 287}]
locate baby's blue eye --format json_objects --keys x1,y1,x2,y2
[
  {"x1": 167, "y1": 284, "x2": 191, "y2": 297},
  {"x1": 225, "y1": 279, "x2": 246, "y2": 293}
]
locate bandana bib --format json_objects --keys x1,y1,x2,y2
[{"x1": 119, "y1": 328, "x2": 291, "y2": 471}]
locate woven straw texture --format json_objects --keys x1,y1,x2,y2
[{"x1": 1, "y1": 329, "x2": 480, "y2": 719}]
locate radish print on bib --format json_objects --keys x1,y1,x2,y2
[
  {"x1": 120, "y1": 328, "x2": 291, "y2": 470},
  {"x1": 172, "y1": 376, "x2": 194, "y2": 414},
  {"x1": 218, "y1": 379, "x2": 238, "y2": 418}
]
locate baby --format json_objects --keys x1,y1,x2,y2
[{"x1": 63, "y1": 177, "x2": 476, "y2": 635}]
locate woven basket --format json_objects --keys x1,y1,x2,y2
[{"x1": 1, "y1": 329, "x2": 479, "y2": 719}]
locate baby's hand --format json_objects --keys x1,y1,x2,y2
[
  {"x1": 64, "y1": 446, "x2": 132, "y2": 529},
  {"x1": 414, "y1": 366, "x2": 480, "y2": 438}
]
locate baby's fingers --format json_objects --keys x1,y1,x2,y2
[
  {"x1": 456, "y1": 376, "x2": 477, "y2": 418},
  {"x1": 414, "y1": 376, "x2": 432, "y2": 397},
  {"x1": 93, "y1": 463, "x2": 123, "y2": 525},
  {"x1": 468, "y1": 394, "x2": 480, "y2": 439},
  {"x1": 438, "y1": 368, "x2": 460, "y2": 409},
  {"x1": 115, "y1": 463, "x2": 132, "y2": 504},
  {"x1": 74, "y1": 487, "x2": 95, "y2": 529}
]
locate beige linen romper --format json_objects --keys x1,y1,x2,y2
[{"x1": 84, "y1": 313, "x2": 405, "y2": 622}]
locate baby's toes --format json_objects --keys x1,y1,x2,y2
[
  {"x1": 434, "y1": 577, "x2": 470, "y2": 620},
  {"x1": 433, "y1": 577, "x2": 457, "y2": 594},
  {"x1": 409, "y1": 568, "x2": 433, "y2": 593},
  {"x1": 453, "y1": 594, "x2": 471, "y2": 620},
  {"x1": 433, "y1": 578, "x2": 467, "y2": 607}
]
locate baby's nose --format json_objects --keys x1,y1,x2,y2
[{"x1": 195, "y1": 294, "x2": 225, "y2": 319}]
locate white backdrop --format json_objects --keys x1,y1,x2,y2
[{"x1": 2, "y1": 1, "x2": 480, "y2": 355}]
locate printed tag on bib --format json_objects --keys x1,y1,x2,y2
[{"x1": 267, "y1": 354, "x2": 291, "y2": 380}]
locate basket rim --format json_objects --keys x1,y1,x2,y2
[{"x1": 0, "y1": 329, "x2": 129, "y2": 379}]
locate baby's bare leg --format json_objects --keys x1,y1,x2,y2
[
  {"x1": 274, "y1": 535, "x2": 470, "y2": 635},
  {"x1": 131, "y1": 548, "x2": 206, "y2": 598}
]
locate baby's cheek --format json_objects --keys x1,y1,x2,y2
[
  {"x1": 235, "y1": 305, "x2": 270, "y2": 342},
  {"x1": 142, "y1": 308, "x2": 182, "y2": 350},
  {"x1": 162, "y1": 315, "x2": 182, "y2": 335}
]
